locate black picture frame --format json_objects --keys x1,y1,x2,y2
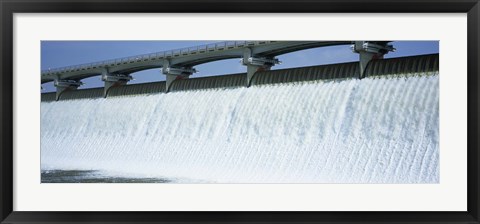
[{"x1": 1, "y1": 0, "x2": 479, "y2": 223}]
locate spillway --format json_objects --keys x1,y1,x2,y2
[
  {"x1": 41, "y1": 54, "x2": 438, "y2": 101},
  {"x1": 41, "y1": 56, "x2": 439, "y2": 183}
]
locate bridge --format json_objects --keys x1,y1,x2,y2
[{"x1": 41, "y1": 41, "x2": 395, "y2": 100}]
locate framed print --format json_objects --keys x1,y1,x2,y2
[{"x1": 1, "y1": 0, "x2": 479, "y2": 223}]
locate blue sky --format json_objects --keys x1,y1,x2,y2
[{"x1": 41, "y1": 41, "x2": 439, "y2": 92}]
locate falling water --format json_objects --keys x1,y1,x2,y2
[{"x1": 41, "y1": 75, "x2": 439, "y2": 183}]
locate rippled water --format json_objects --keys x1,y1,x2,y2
[
  {"x1": 41, "y1": 170, "x2": 172, "y2": 183},
  {"x1": 41, "y1": 75, "x2": 439, "y2": 183}
]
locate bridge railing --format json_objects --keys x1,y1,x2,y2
[{"x1": 41, "y1": 41, "x2": 278, "y2": 77}]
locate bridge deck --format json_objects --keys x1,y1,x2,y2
[
  {"x1": 41, "y1": 54, "x2": 439, "y2": 102},
  {"x1": 41, "y1": 41, "x2": 352, "y2": 83}
]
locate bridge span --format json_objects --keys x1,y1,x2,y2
[
  {"x1": 42, "y1": 53, "x2": 439, "y2": 102},
  {"x1": 41, "y1": 41, "x2": 395, "y2": 100}
]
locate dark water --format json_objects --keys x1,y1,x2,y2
[{"x1": 41, "y1": 170, "x2": 171, "y2": 183}]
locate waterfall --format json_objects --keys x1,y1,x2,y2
[{"x1": 41, "y1": 75, "x2": 439, "y2": 183}]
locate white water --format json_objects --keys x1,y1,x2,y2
[{"x1": 41, "y1": 75, "x2": 439, "y2": 183}]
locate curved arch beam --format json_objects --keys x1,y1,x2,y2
[
  {"x1": 41, "y1": 41, "x2": 355, "y2": 84},
  {"x1": 42, "y1": 41, "x2": 394, "y2": 98}
]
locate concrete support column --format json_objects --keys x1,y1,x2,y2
[
  {"x1": 165, "y1": 74, "x2": 183, "y2": 92},
  {"x1": 102, "y1": 69, "x2": 132, "y2": 97},
  {"x1": 246, "y1": 64, "x2": 272, "y2": 87},
  {"x1": 242, "y1": 48, "x2": 280, "y2": 87},
  {"x1": 352, "y1": 41, "x2": 395, "y2": 79},
  {"x1": 162, "y1": 60, "x2": 196, "y2": 92},
  {"x1": 54, "y1": 79, "x2": 83, "y2": 101}
]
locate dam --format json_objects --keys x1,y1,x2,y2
[{"x1": 41, "y1": 42, "x2": 439, "y2": 183}]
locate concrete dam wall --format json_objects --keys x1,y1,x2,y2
[
  {"x1": 41, "y1": 53, "x2": 439, "y2": 183},
  {"x1": 41, "y1": 54, "x2": 438, "y2": 101}
]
